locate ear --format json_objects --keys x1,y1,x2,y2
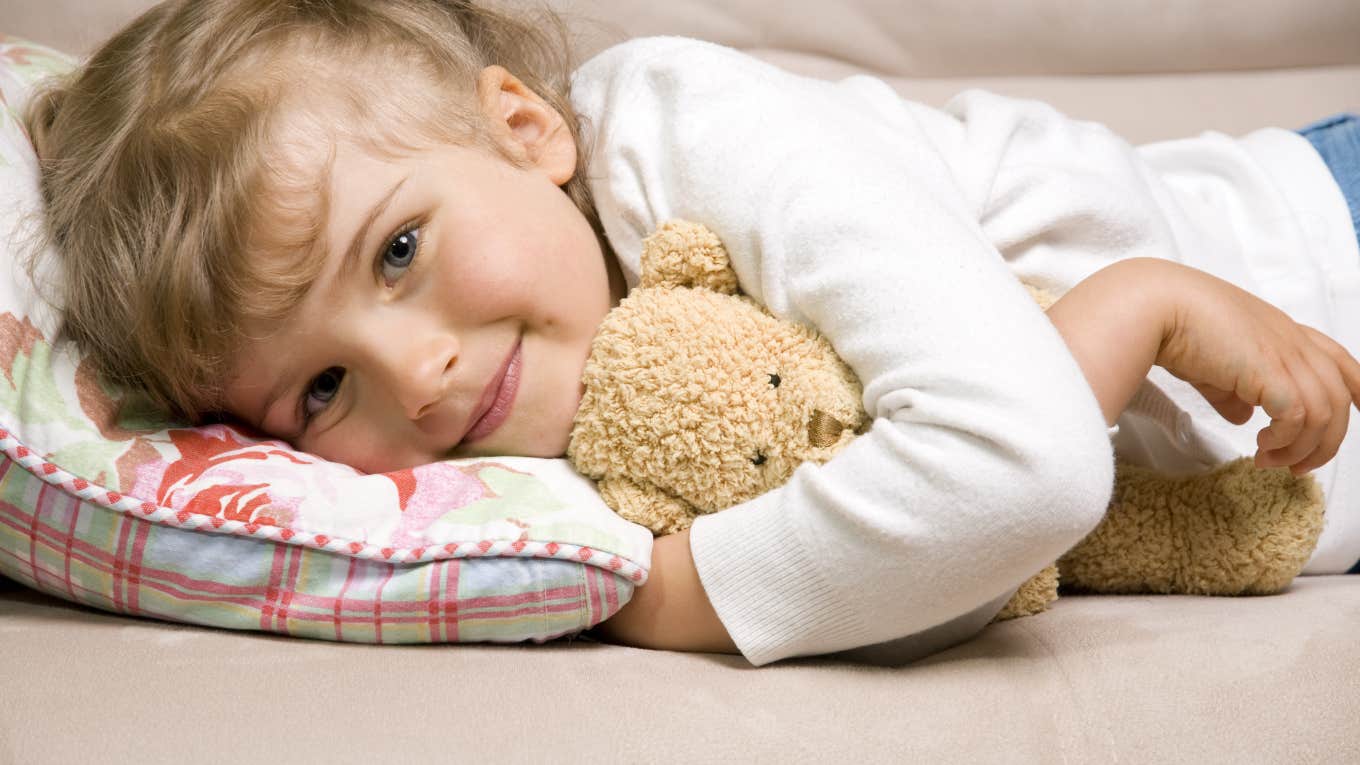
[
  {"x1": 640, "y1": 219, "x2": 740, "y2": 294},
  {"x1": 598, "y1": 475, "x2": 700, "y2": 536},
  {"x1": 476, "y1": 65, "x2": 576, "y2": 185}
]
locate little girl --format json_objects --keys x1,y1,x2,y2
[{"x1": 24, "y1": 0, "x2": 1360, "y2": 665}]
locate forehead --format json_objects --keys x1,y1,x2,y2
[
  {"x1": 244, "y1": 87, "x2": 423, "y2": 283},
  {"x1": 251, "y1": 66, "x2": 475, "y2": 249},
  {"x1": 237, "y1": 111, "x2": 411, "y2": 342},
  {"x1": 268, "y1": 45, "x2": 474, "y2": 160},
  {"x1": 249, "y1": 33, "x2": 486, "y2": 217}
]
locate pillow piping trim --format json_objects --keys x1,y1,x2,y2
[{"x1": 0, "y1": 427, "x2": 647, "y2": 584}]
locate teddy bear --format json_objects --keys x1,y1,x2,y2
[{"x1": 567, "y1": 219, "x2": 1326, "y2": 619}]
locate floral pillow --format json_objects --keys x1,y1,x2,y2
[{"x1": 0, "y1": 36, "x2": 650, "y2": 643}]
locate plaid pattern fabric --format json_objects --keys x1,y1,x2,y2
[{"x1": 0, "y1": 451, "x2": 627, "y2": 642}]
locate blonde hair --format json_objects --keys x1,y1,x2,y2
[{"x1": 23, "y1": 0, "x2": 605, "y2": 423}]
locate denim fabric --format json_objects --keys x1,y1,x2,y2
[{"x1": 1299, "y1": 113, "x2": 1360, "y2": 252}]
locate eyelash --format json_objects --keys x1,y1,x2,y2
[
  {"x1": 377, "y1": 219, "x2": 423, "y2": 286},
  {"x1": 297, "y1": 220, "x2": 425, "y2": 430}
]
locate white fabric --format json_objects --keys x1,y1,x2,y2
[{"x1": 570, "y1": 36, "x2": 1359, "y2": 665}]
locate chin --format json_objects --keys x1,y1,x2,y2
[
  {"x1": 525, "y1": 430, "x2": 572, "y2": 459},
  {"x1": 457, "y1": 424, "x2": 568, "y2": 460},
  {"x1": 525, "y1": 418, "x2": 574, "y2": 459}
]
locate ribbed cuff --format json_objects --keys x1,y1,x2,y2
[{"x1": 688, "y1": 492, "x2": 865, "y2": 666}]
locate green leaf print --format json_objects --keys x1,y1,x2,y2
[
  {"x1": 438, "y1": 465, "x2": 568, "y2": 526},
  {"x1": 2, "y1": 334, "x2": 85, "y2": 434},
  {"x1": 427, "y1": 465, "x2": 634, "y2": 552}
]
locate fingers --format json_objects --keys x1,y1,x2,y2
[
  {"x1": 1302, "y1": 325, "x2": 1360, "y2": 410},
  {"x1": 1193, "y1": 382, "x2": 1254, "y2": 425},
  {"x1": 1290, "y1": 327, "x2": 1360, "y2": 474},
  {"x1": 1191, "y1": 381, "x2": 1251, "y2": 421},
  {"x1": 1293, "y1": 394, "x2": 1349, "y2": 475},
  {"x1": 1253, "y1": 344, "x2": 1328, "y2": 469},
  {"x1": 1257, "y1": 329, "x2": 1353, "y2": 474}
]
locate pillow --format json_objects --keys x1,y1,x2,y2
[{"x1": 0, "y1": 35, "x2": 650, "y2": 643}]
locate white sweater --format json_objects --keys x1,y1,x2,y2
[{"x1": 569, "y1": 36, "x2": 1360, "y2": 666}]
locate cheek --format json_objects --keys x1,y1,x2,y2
[
  {"x1": 308, "y1": 427, "x2": 409, "y2": 474},
  {"x1": 427, "y1": 238, "x2": 526, "y2": 314}
]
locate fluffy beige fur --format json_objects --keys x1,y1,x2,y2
[{"x1": 568, "y1": 220, "x2": 1325, "y2": 619}]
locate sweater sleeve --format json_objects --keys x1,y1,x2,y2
[{"x1": 573, "y1": 37, "x2": 1115, "y2": 666}]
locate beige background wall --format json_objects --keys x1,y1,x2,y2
[{"x1": 2, "y1": 0, "x2": 1358, "y2": 142}]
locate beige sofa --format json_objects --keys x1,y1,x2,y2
[{"x1": 3, "y1": 1, "x2": 1359, "y2": 761}]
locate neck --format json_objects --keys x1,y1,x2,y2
[{"x1": 603, "y1": 238, "x2": 627, "y2": 308}]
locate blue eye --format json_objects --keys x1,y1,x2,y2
[
  {"x1": 381, "y1": 226, "x2": 419, "y2": 285},
  {"x1": 302, "y1": 366, "x2": 344, "y2": 422}
]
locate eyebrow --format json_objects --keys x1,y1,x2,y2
[{"x1": 337, "y1": 176, "x2": 409, "y2": 282}]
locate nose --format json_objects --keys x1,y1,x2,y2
[
  {"x1": 371, "y1": 329, "x2": 459, "y2": 421},
  {"x1": 808, "y1": 409, "x2": 848, "y2": 448}
]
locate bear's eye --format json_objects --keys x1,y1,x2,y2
[
  {"x1": 752, "y1": 452, "x2": 767, "y2": 466},
  {"x1": 768, "y1": 373, "x2": 781, "y2": 388}
]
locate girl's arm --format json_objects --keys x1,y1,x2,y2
[
  {"x1": 1045, "y1": 258, "x2": 1167, "y2": 428},
  {"x1": 593, "y1": 256, "x2": 1360, "y2": 654},
  {"x1": 588, "y1": 528, "x2": 737, "y2": 654},
  {"x1": 1051, "y1": 257, "x2": 1360, "y2": 475},
  {"x1": 591, "y1": 259, "x2": 1160, "y2": 655}
]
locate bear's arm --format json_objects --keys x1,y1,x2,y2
[{"x1": 598, "y1": 475, "x2": 700, "y2": 536}]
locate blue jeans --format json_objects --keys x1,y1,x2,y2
[{"x1": 1299, "y1": 114, "x2": 1360, "y2": 252}]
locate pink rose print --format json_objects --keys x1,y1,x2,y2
[
  {"x1": 0, "y1": 43, "x2": 41, "y2": 68},
  {"x1": 120, "y1": 420, "x2": 538, "y2": 549},
  {"x1": 384, "y1": 462, "x2": 499, "y2": 548},
  {"x1": 0, "y1": 312, "x2": 44, "y2": 389},
  {"x1": 131, "y1": 424, "x2": 319, "y2": 526}
]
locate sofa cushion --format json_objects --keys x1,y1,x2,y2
[{"x1": 2, "y1": 574, "x2": 1356, "y2": 761}]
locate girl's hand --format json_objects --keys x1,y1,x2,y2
[{"x1": 1152, "y1": 260, "x2": 1360, "y2": 475}]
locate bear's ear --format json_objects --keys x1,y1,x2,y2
[
  {"x1": 598, "y1": 475, "x2": 700, "y2": 536},
  {"x1": 639, "y1": 219, "x2": 740, "y2": 294}
]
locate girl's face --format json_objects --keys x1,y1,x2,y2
[{"x1": 223, "y1": 67, "x2": 625, "y2": 474}]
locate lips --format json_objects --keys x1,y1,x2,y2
[{"x1": 460, "y1": 339, "x2": 522, "y2": 445}]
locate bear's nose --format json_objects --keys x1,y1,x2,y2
[{"x1": 808, "y1": 409, "x2": 849, "y2": 448}]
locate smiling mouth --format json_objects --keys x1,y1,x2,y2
[{"x1": 460, "y1": 339, "x2": 522, "y2": 445}]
